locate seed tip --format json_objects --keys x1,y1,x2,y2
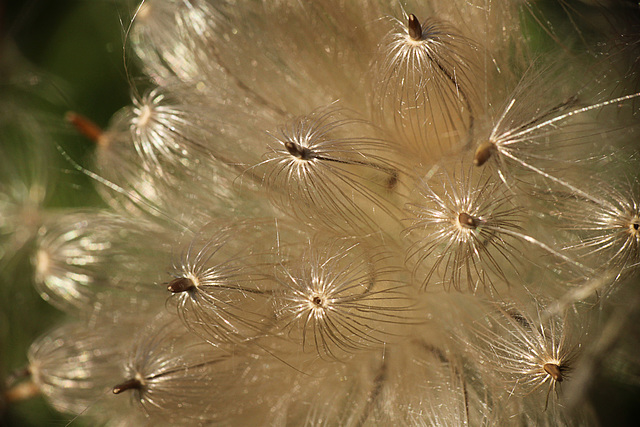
[
  {"x1": 112, "y1": 378, "x2": 142, "y2": 394},
  {"x1": 408, "y1": 14, "x2": 422, "y2": 41},
  {"x1": 167, "y1": 277, "x2": 196, "y2": 293},
  {"x1": 458, "y1": 212, "x2": 478, "y2": 229},
  {"x1": 474, "y1": 141, "x2": 495, "y2": 166},
  {"x1": 543, "y1": 363, "x2": 563, "y2": 382},
  {"x1": 284, "y1": 140, "x2": 312, "y2": 160}
]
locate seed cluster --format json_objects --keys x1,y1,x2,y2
[{"x1": 2, "y1": 1, "x2": 640, "y2": 425}]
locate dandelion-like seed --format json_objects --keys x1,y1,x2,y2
[
  {"x1": 561, "y1": 184, "x2": 640, "y2": 276},
  {"x1": 472, "y1": 67, "x2": 640, "y2": 191},
  {"x1": 406, "y1": 164, "x2": 592, "y2": 293},
  {"x1": 257, "y1": 107, "x2": 402, "y2": 233},
  {"x1": 472, "y1": 90, "x2": 577, "y2": 169},
  {"x1": 373, "y1": 12, "x2": 479, "y2": 160},
  {"x1": 65, "y1": 110, "x2": 182, "y2": 222},
  {"x1": 32, "y1": 212, "x2": 169, "y2": 314},
  {"x1": 275, "y1": 242, "x2": 414, "y2": 358},
  {"x1": 108, "y1": 317, "x2": 274, "y2": 425},
  {"x1": 167, "y1": 221, "x2": 278, "y2": 344},
  {"x1": 467, "y1": 305, "x2": 577, "y2": 409},
  {"x1": 26, "y1": 321, "x2": 135, "y2": 417},
  {"x1": 406, "y1": 167, "x2": 523, "y2": 293},
  {"x1": 67, "y1": 100, "x2": 255, "y2": 229},
  {"x1": 128, "y1": 88, "x2": 202, "y2": 173}
]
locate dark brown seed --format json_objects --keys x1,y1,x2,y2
[
  {"x1": 112, "y1": 378, "x2": 142, "y2": 394},
  {"x1": 167, "y1": 277, "x2": 195, "y2": 293},
  {"x1": 408, "y1": 14, "x2": 422, "y2": 41},
  {"x1": 543, "y1": 363, "x2": 563, "y2": 382},
  {"x1": 284, "y1": 140, "x2": 313, "y2": 160},
  {"x1": 312, "y1": 296, "x2": 323, "y2": 306},
  {"x1": 474, "y1": 141, "x2": 495, "y2": 166},
  {"x1": 458, "y1": 212, "x2": 478, "y2": 229}
]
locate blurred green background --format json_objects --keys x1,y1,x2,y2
[{"x1": 1, "y1": 1, "x2": 130, "y2": 425}]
